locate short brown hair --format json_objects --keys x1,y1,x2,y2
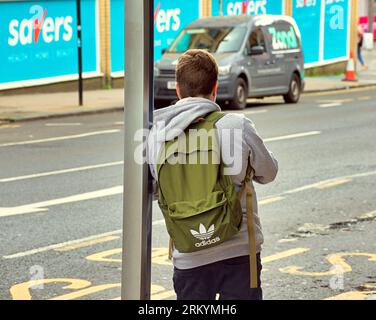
[{"x1": 176, "y1": 49, "x2": 218, "y2": 98}]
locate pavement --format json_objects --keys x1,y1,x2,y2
[
  {"x1": 1, "y1": 88, "x2": 376, "y2": 300},
  {"x1": 1, "y1": 60, "x2": 376, "y2": 123}
]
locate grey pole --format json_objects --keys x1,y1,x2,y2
[
  {"x1": 368, "y1": 0, "x2": 374, "y2": 35},
  {"x1": 121, "y1": 0, "x2": 154, "y2": 300}
]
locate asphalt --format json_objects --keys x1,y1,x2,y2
[{"x1": 0, "y1": 88, "x2": 376, "y2": 300}]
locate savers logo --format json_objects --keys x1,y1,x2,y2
[
  {"x1": 226, "y1": 0, "x2": 267, "y2": 16},
  {"x1": 154, "y1": 2, "x2": 181, "y2": 33},
  {"x1": 8, "y1": 5, "x2": 73, "y2": 47}
]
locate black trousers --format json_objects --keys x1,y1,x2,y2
[{"x1": 173, "y1": 254, "x2": 263, "y2": 300}]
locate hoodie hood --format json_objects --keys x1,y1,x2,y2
[
  {"x1": 153, "y1": 97, "x2": 221, "y2": 142},
  {"x1": 147, "y1": 97, "x2": 221, "y2": 179}
]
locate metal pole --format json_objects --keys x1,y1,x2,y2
[
  {"x1": 220, "y1": 0, "x2": 223, "y2": 16},
  {"x1": 76, "y1": 0, "x2": 83, "y2": 106},
  {"x1": 121, "y1": 0, "x2": 153, "y2": 300},
  {"x1": 368, "y1": 0, "x2": 374, "y2": 35}
]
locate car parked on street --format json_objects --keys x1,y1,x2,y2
[{"x1": 154, "y1": 15, "x2": 305, "y2": 109}]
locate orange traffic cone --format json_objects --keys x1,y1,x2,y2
[{"x1": 343, "y1": 52, "x2": 357, "y2": 82}]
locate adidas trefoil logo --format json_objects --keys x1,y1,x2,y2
[{"x1": 190, "y1": 224, "x2": 220, "y2": 248}]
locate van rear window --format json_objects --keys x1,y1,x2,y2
[
  {"x1": 168, "y1": 26, "x2": 247, "y2": 54},
  {"x1": 265, "y1": 22, "x2": 299, "y2": 52}
]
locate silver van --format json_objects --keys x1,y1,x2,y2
[{"x1": 154, "y1": 15, "x2": 305, "y2": 109}]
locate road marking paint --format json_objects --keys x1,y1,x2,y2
[
  {"x1": 3, "y1": 170, "x2": 376, "y2": 258},
  {"x1": 306, "y1": 86, "x2": 375, "y2": 97},
  {"x1": 45, "y1": 123, "x2": 82, "y2": 127},
  {"x1": 2, "y1": 230, "x2": 122, "y2": 259},
  {"x1": 274, "y1": 170, "x2": 376, "y2": 198},
  {"x1": 114, "y1": 121, "x2": 124, "y2": 125},
  {"x1": 0, "y1": 186, "x2": 123, "y2": 218},
  {"x1": 314, "y1": 178, "x2": 352, "y2": 190},
  {"x1": 278, "y1": 238, "x2": 298, "y2": 243},
  {"x1": 318, "y1": 98, "x2": 353, "y2": 103},
  {"x1": 0, "y1": 129, "x2": 120, "y2": 147},
  {"x1": 84, "y1": 247, "x2": 311, "y2": 268},
  {"x1": 357, "y1": 96, "x2": 371, "y2": 101},
  {"x1": 262, "y1": 248, "x2": 310, "y2": 264},
  {"x1": 0, "y1": 161, "x2": 124, "y2": 183},
  {"x1": 319, "y1": 102, "x2": 342, "y2": 108},
  {"x1": 358, "y1": 210, "x2": 376, "y2": 221},
  {"x1": 2, "y1": 219, "x2": 165, "y2": 259},
  {"x1": 10, "y1": 279, "x2": 92, "y2": 300},
  {"x1": 11, "y1": 277, "x2": 175, "y2": 300},
  {"x1": 0, "y1": 124, "x2": 20, "y2": 129},
  {"x1": 324, "y1": 284, "x2": 376, "y2": 300},
  {"x1": 50, "y1": 283, "x2": 121, "y2": 300},
  {"x1": 243, "y1": 109, "x2": 268, "y2": 115},
  {"x1": 152, "y1": 219, "x2": 166, "y2": 226},
  {"x1": 85, "y1": 247, "x2": 172, "y2": 266},
  {"x1": 55, "y1": 235, "x2": 120, "y2": 252},
  {"x1": 86, "y1": 248, "x2": 122, "y2": 263},
  {"x1": 151, "y1": 248, "x2": 172, "y2": 266},
  {"x1": 151, "y1": 289, "x2": 176, "y2": 300},
  {"x1": 259, "y1": 196, "x2": 285, "y2": 205},
  {"x1": 280, "y1": 252, "x2": 376, "y2": 277},
  {"x1": 264, "y1": 131, "x2": 321, "y2": 143},
  {"x1": 112, "y1": 284, "x2": 176, "y2": 301}
]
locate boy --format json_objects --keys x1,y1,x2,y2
[{"x1": 148, "y1": 49, "x2": 278, "y2": 300}]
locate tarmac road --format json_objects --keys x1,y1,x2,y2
[{"x1": 0, "y1": 88, "x2": 375, "y2": 300}]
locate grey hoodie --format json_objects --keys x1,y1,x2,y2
[{"x1": 148, "y1": 97, "x2": 278, "y2": 270}]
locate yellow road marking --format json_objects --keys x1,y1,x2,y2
[
  {"x1": 86, "y1": 248, "x2": 122, "y2": 263},
  {"x1": 0, "y1": 124, "x2": 20, "y2": 129},
  {"x1": 85, "y1": 247, "x2": 172, "y2": 266},
  {"x1": 262, "y1": 248, "x2": 310, "y2": 264},
  {"x1": 10, "y1": 279, "x2": 92, "y2": 300},
  {"x1": 10, "y1": 278, "x2": 175, "y2": 300},
  {"x1": 50, "y1": 283, "x2": 120, "y2": 300},
  {"x1": 324, "y1": 284, "x2": 376, "y2": 300},
  {"x1": 111, "y1": 285, "x2": 176, "y2": 301},
  {"x1": 151, "y1": 285, "x2": 176, "y2": 300},
  {"x1": 259, "y1": 196, "x2": 285, "y2": 205},
  {"x1": 314, "y1": 178, "x2": 352, "y2": 190},
  {"x1": 55, "y1": 235, "x2": 119, "y2": 252},
  {"x1": 280, "y1": 252, "x2": 376, "y2": 277},
  {"x1": 152, "y1": 248, "x2": 172, "y2": 266},
  {"x1": 87, "y1": 246, "x2": 311, "y2": 267}
]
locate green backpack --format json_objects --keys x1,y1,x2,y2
[{"x1": 157, "y1": 111, "x2": 258, "y2": 288}]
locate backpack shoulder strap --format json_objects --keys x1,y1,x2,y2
[
  {"x1": 239, "y1": 161, "x2": 258, "y2": 289},
  {"x1": 198, "y1": 111, "x2": 226, "y2": 130}
]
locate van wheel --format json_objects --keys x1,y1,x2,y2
[
  {"x1": 283, "y1": 74, "x2": 301, "y2": 104},
  {"x1": 230, "y1": 78, "x2": 248, "y2": 110}
]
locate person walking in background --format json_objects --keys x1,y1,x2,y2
[{"x1": 357, "y1": 25, "x2": 368, "y2": 71}]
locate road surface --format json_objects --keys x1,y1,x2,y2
[{"x1": 1, "y1": 88, "x2": 376, "y2": 300}]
